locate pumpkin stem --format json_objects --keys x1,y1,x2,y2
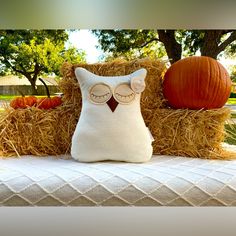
[
  {"x1": 39, "y1": 78, "x2": 50, "y2": 98},
  {"x1": 16, "y1": 88, "x2": 25, "y2": 97}
]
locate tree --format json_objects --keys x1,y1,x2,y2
[
  {"x1": 230, "y1": 65, "x2": 236, "y2": 83},
  {"x1": 93, "y1": 30, "x2": 236, "y2": 64},
  {"x1": 0, "y1": 30, "x2": 86, "y2": 94},
  {"x1": 92, "y1": 30, "x2": 165, "y2": 61},
  {"x1": 179, "y1": 30, "x2": 236, "y2": 59}
]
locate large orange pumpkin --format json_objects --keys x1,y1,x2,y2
[{"x1": 163, "y1": 56, "x2": 232, "y2": 109}]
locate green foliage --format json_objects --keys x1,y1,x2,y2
[
  {"x1": 229, "y1": 65, "x2": 236, "y2": 83},
  {"x1": 224, "y1": 33, "x2": 236, "y2": 58},
  {"x1": 93, "y1": 30, "x2": 236, "y2": 62},
  {"x1": 176, "y1": 30, "x2": 205, "y2": 56},
  {"x1": 0, "y1": 30, "x2": 86, "y2": 94},
  {"x1": 230, "y1": 93, "x2": 236, "y2": 99},
  {"x1": 225, "y1": 124, "x2": 236, "y2": 145},
  {"x1": 93, "y1": 30, "x2": 166, "y2": 61}
]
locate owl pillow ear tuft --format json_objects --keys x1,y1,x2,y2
[
  {"x1": 75, "y1": 67, "x2": 95, "y2": 85},
  {"x1": 130, "y1": 68, "x2": 147, "y2": 93}
]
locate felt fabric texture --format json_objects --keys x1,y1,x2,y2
[{"x1": 71, "y1": 67, "x2": 153, "y2": 162}]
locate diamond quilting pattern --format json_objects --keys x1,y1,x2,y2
[
  {"x1": 0, "y1": 184, "x2": 14, "y2": 202},
  {"x1": 1, "y1": 153, "x2": 236, "y2": 206},
  {"x1": 36, "y1": 196, "x2": 64, "y2": 206},
  {"x1": 150, "y1": 185, "x2": 179, "y2": 205},
  {"x1": 4, "y1": 195, "x2": 31, "y2": 206},
  {"x1": 215, "y1": 186, "x2": 236, "y2": 205},
  {"x1": 5, "y1": 176, "x2": 33, "y2": 192},
  {"x1": 134, "y1": 177, "x2": 162, "y2": 193},
  {"x1": 37, "y1": 176, "x2": 67, "y2": 193},
  {"x1": 85, "y1": 185, "x2": 113, "y2": 203},
  {"x1": 101, "y1": 196, "x2": 130, "y2": 206},
  {"x1": 101, "y1": 176, "x2": 130, "y2": 193},
  {"x1": 20, "y1": 184, "x2": 48, "y2": 204},
  {"x1": 196, "y1": 177, "x2": 226, "y2": 195},
  {"x1": 165, "y1": 177, "x2": 193, "y2": 194},
  {"x1": 69, "y1": 176, "x2": 97, "y2": 193},
  {"x1": 0, "y1": 171, "x2": 22, "y2": 182},
  {"x1": 117, "y1": 185, "x2": 146, "y2": 204},
  {"x1": 182, "y1": 186, "x2": 211, "y2": 205},
  {"x1": 52, "y1": 184, "x2": 80, "y2": 201}
]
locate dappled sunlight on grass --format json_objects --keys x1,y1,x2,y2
[
  {"x1": 227, "y1": 98, "x2": 236, "y2": 105},
  {"x1": 0, "y1": 95, "x2": 15, "y2": 100},
  {"x1": 225, "y1": 123, "x2": 236, "y2": 145},
  {"x1": 0, "y1": 95, "x2": 47, "y2": 99}
]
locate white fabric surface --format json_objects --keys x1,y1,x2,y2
[
  {"x1": 71, "y1": 68, "x2": 153, "y2": 162},
  {"x1": 1, "y1": 145, "x2": 236, "y2": 206}
]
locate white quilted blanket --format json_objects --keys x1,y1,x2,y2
[{"x1": 1, "y1": 146, "x2": 236, "y2": 206}]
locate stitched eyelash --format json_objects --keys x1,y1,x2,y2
[
  {"x1": 91, "y1": 92, "x2": 110, "y2": 99},
  {"x1": 115, "y1": 93, "x2": 135, "y2": 99}
]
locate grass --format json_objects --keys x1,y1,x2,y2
[
  {"x1": 0, "y1": 95, "x2": 46, "y2": 100},
  {"x1": 227, "y1": 98, "x2": 236, "y2": 105},
  {"x1": 225, "y1": 124, "x2": 236, "y2": 145},
  {"x1": 0, "y1": 95, "x2": 16, "y2": 100}
]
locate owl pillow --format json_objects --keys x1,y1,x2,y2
[{"x1": 71, "y1": 67, "x2": 153, "y2": 163}]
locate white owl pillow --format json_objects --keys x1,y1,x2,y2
[{"x1": 71, "y1": 67, "x2": 153, "y2": 163}]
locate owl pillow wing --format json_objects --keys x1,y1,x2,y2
[{"x1": 71, "y1": 67, "x2": 153, "y2": 163}]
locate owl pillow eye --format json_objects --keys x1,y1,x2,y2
[
  {"x1": 89, "y1": 83, "x2": 112, "y2": 104},
  {"x1": 114, "y1": 83, "x2": 136, "y2": 104}
]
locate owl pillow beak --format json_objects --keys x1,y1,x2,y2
[{"x1": 106, "y1": 95, "x2": 119, "y2": 112}]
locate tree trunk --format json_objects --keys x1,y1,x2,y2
[
  {"x1": 27, "y1": 77, "x2": 38, "y2": 95},
  {"x1": 27, "y1": 64, "x2": 40, "y2": 95},
  {"x1": 200, "y1": 31, "x2": 223, "y2": 59},
  {"x1": 200, "y1": 30, "x2": 236, "y2": 59},
  {"x1": 157, "y1": 30, "x2": 182, "y2": 64},
  {"x1": 31, "y1": 84, "x2": 38, "y2": 95}
]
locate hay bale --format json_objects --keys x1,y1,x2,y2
[
  {"x1": 0, "y1": 105, "x2": 77, "y2": 157},
  {"x1": 0, "y1": 58, "x2": 235, "y2": 159},
  {"x1": 0, "y1": 105, "x2": 234, "y2": 159},
  {"x1": 150, "y1": 107, "x2": 236, "y2": 159},
  {"x1": 60, "y1": 58, "x2": 167, "y2": 127},
  {"x1": 59, "y1": 58, "x2": 235, "y2": 159}
]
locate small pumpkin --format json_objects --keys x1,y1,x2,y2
[
  {"x1": 10, "y1": 90, "x2": 37, "y2": 109},
  {"x1": 37, "y1": 78, "x2": 62, "y2": 109},
  {"x1": 163, "y1": 56, "x2": 232, "y2": 110}
]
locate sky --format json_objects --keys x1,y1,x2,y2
[
  {"x1": 67, "y1": 30, "x2": 103, "y2": 63},
  {"x1": 68, "y1": 30, "x2": 235, "y2": 70}
]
